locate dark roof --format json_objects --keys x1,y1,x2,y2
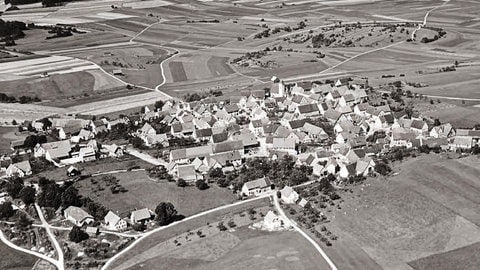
[
  {"x1": 212, "y1": 132, "x2": 228, "y2": 143},
  {"x1": 289, "y1": 119, "x2": 307, "y2": 129},
  {"x1": 297, "y1": 81, "x2": 312, "y2": 90},
  {"x1": 298, "y1": 103, "x2": 319, "y2": 114},
  {"x1": 251, "y1": 90, "x2": 265, "y2": 99},
  {"x1": 213, "y1": 140, "x2": 243, "y2": 154},
  {"x1": 195, "y1": 128, "x2": 212, "y2": 138}
]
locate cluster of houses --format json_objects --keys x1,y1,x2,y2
[{"x1": 2, "y1": 117, "x2": 125, "y2": 178}]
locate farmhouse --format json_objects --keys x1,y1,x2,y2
[
  {"x1": 280, "y1": 186, "x2": 299, "y2": 204},
  {"x1": 64, "y1": 206, "x2": 94, "y2": 226},
  {"x1": 6, "y1": 161, "x2": 32, "y2": 178},
  {"x1": 241, "y1": 177, "x2": 272, "y2": 197},
  {"x1": 104, "y1": 211, "x2": 127, "y2": 231},
  {"x1": 130, "y1": 208, "x2": 153, "y2": 224}
]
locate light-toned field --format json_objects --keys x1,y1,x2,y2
[
  {"x1": 324, "y1": 154, "x2": 480, "y2": 270},
  {"x1": 122, "y1": 229, "x2": 330, "y2": 270},
  {"x1": 74, "y1": 170, "x2": 237, "y2": 217}
]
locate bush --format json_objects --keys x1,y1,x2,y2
[
  {"x1": 195, "y1": 180, "x2": 209, "y2": 190},
  {"x1": 217, "y1": 222, "x2": 227, "y2": 231}
]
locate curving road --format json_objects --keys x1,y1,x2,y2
[
  {"x1": 273, "y1": 195, "x2": 337, "y2": 270},
  {"x1": 411, "y1": 0, "x2": 452, "y2": 40},
  {"x1": 35, "y1": 204, "x2": 65, "y2": 270}
]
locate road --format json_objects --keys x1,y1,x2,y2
[
  {"x1": 125, "y1": 148, "x2": 166, "y2": 166},
  {"x1": 100, "y1": 193, "x2": 273, "y2": 270},
  {"x1": 35, "y1": 204, "x2": 64, "y2": 270},
  {"x1": 273, "y1": 196, "x2": 338, "y2": 270},
  {"x1": 0, "y1": 229, "x2": 60, "y2": 268},
  {"x1": 411, "y1": 0, "x2": 452, "y2": 40}
]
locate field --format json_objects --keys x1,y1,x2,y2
[
  {"x1": 74, "y1": 170, "x2": 237, "y2": 217},
  {"x1": 0, "y1": 126, "x2": 25, "y2": 155},
  {"x1": 322, "y1": 154, "x2": 480, "y2": 270},
  {"x1": 123, "y1": 229, "x2": 330, "y2": 270},
  {"x1": 0, "y1": 241, "x2": 38, "y2": 270},
  {"x1": 106, "y1": 197, "x2": 272, "y2": 270}
]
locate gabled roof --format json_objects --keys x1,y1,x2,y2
[
  {"x1": 104, "y1": 211, "x2": 121, "y2": 225},
  {"x1": 212, "y1": 132, "x2": 228, "y2": 143},
  {"x1": 298, "y1": 103, "x2": 319, "y2": 114},
  {"x1": 243, "y1": 177, "x2": 270, "y2": 190},
  {"x1": 213, "y1": 140, "x2": 243, "y2": 154},
  {"x1": 195, "y1": 128, "x2": 213, "y2": 138},
  {"x1": 40, "y1": 140, "x2": 72, "y2": 159},
  {"x1": 177, "y1": 164, "x2": 196, "y2": 180},
  {"x1": 64, "y1": 206, "x2": 92, "y2": 222},
  {"x1": 11, "y1": 160, "x2": 31, "y2": 173},
  {"x1": 131, "y1": 208, "x2": 151, "y2": 221},
  {"x1": 289, "y1": 119, "x2": 307, "y2": 130}
]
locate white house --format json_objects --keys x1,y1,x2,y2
[
  {"x1": 280, "y1": 186, "x2": 299, "y2": 204},
  {"x1": 64, "y1": 206, "x2": 94, "y2": 226},
  {"x1": 241, "y1": 177, "x2": 272, "y2": 197},
  {"x1": 6, "y1": 161, "x2": 32, "y2": 178},
  {"x1": 104, "y1": 211, "x2": 127, "y2": 231}
]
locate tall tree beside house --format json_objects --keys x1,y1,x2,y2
[
  {"x1": 61, "y1": 186, "x2": 82, "y2": 208},
  {"x1": 154, "y1": 100, "x2": 164, "y2": 111},
  {"x1": 196, "y1": 179, "x2": 209, "y2": 190},
  {"x1": 155, "y1": 202, "x2": 178, "y2": 226},
  {"x1": 18, "y1": 186, "x2": 36, "y2": 205},
  {"x1": 36, "y1": 178, "x2": 63, "y2": 209},
  {"x1": 0, "y1": 201, "x2": 15, "y2": 220},
  {"x1": 5, "y1": 177, "x2": 24, "y2": 199},
  {"x1": 16, "y1": 213, "x2": 33, "y2": 229},
  {"x1": 177, "y1": 178, "x2": 187, "y2": 188},
  {"x1": 69, "y1": 226, "x2": 89, "y2": 243}
]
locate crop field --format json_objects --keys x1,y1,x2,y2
[
  {"x1": 0, "y1": 241, "x2": 38, "y2": 270},
  {"x1": 75, "y1": 170, "x2": 237, "y2": 217},
  {"x1": 0, "y1": 103, "x2": 67, "y2": 124},
  {"x1": 323, "y1": 154, "x2": 480, "y2": 270},
  {"x1": 0, "y1": 56, "x2": 96, "y2": 77}
]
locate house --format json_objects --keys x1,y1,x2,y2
[
  {"x1": 296, "y1": 103, "x2": 320, "y2": 118},
  {"x1": 137, "y1": 123, "x2": 156, "y2": 136},
  {"x1": 64, "y1": 206, "x2": 94, "y2": 226},
  {"x1": 79, "y1": 146, "x2": 96, "y2": 162},
  {"x1": 34, "y1": 140, "x2": 72, "y2": 163},
  {"x1": 86, "y1": 226, "x2": 99, "y2": 236},
  {"x1": 130, "y1": 208, "x2": 152, "y2": 224},
  {"x1": 67, "y1": 166, "x2": 81, "y2": 177},
  {"x1": 103, "y1": 144, "x2": 124, "y2": 157},
  {"x1": 280, "y1": 186, "x2": 299, "y2": 204},
  {"x1": 112, "y1": 69, "x2": 123, "y2": 75},
  {"x1": 271, "y1": 138, "x2": 296, "y2": 154},
  {"x1": 104, "y1": 211, "x2": 128, "y2": 231},
  {"x1": 6, "y1": 161, "x2": 32, "y2": 178},
  {"x1": 430, "y1": 123, "x2": 455, "y2": 138},
  {"x1": 177, "y1": 164, "x2": 197, "y2": 182},
  {"x1": 263, "y1": 210, "x2": 284, "y2": 231},
  {"x1": 241, "y1": 177, "x2": 272, "y2": 197},
  {"x1": 449, "y1": 136, "x2": 473, "y2": 150}
]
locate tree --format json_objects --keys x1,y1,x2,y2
[
  {"x1": 61, "y1": 186, "x2": 82, "y2": 207},
  {"x1": 176, "y1": 178, "x2": 187, "y2": 188},
  {"x1": 155, "y1": 202, "x2": 177, "y2": 226},
  {"x1": 16, "y1": 213, "x2": 33, "y2": 229},
  {"x1": 374, "y1": 162, "x2": 392, "y2": 176},
  {"x1": 131, "y1": 137, "x2": 145, "y2": 149},
  {"x1": 69, "y1": 226, "x2": 89, "y2": 243},
  {"x1": 195, "y1": 179, "x2": 209, "y2": 190},
  {"x1": 0, "y1": 201, "x2": 15, "y2": 220},
  {"x1": 5, "y1": 177, "x2": 23, "y2": 198},
  {"x1": 433, "y1": 119, "x2": 441, "y2": 126},
  {"x1": 18, "y1": 186, "x2": 36, "y2": 205},
  {"x1": 154, "y1": 100, "x2": 164, "y2": 111}
]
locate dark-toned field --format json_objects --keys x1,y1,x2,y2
[
  {"x1": 0, "y1": 241, "x2": 38, "y2": 270},
  {"x1": 75, "y1": 170, "x2": 237, "y2": 217}
]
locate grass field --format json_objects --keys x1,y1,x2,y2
[
  {"x1": 107, "y1": 197, "x2": 271, "y2": 270},
  {"x1": 0, "y1": 126, "x2": 23, "y2": 155},
  {"x1": 75, "y1": 170, "x2": 237, "y2": 217},
  {"x1": 323, "y1": 154, "x2": 480, "y2": 270},
  {"x1": 125, "y1": 229, "x2": 330, "y2": 270},
  {"x1": 0, "y1": 241, "x2": 38, "y2": 270}
]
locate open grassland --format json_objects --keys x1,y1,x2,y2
[
  {"x1": 123, "y1": 229, "x2": 330, "y2": 270},
  {"x1": 0, "y1": 241, "x2": 38, "y2": 270},
  {"x1": 323, "y1": 154, "x2": 480, "y2": 270},
  {"x1": 75, "y1": 170, "x2": 237, "y2": 217}
]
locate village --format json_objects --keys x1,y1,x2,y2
[{"x1": 1, "y1": 73, "x2": 480, "y2": 269}]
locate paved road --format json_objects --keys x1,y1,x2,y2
[
  {"x1": 101, "y1": 193, "x2": 273, "y2": 270},
  {"x1": 35, "y1": 204, "x2": 64, "y2": 270},
  {"x1": 125, "y1": 148, "x2": 166, "y2": 166},
  {"x1": 273, "y1": 196, "x2": 338, "y2": 270},
  {"x1": 0, "y1": 229, "x2": 60, "y2": 268}
]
